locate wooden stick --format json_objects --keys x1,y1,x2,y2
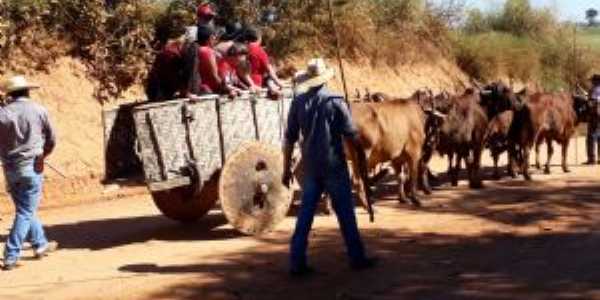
[{"x1": 327, "y1": 0, "x2": 350, "y2": 106}]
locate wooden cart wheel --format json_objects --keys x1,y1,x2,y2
[
  {"x1": 219, "y1": 141, "x2": 292, "y2": 235},
  {"x1": 151, "y1": 171, "x2": 220, "y2": 223}
]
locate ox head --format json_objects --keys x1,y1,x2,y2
[
  {"x1": 478, "y1": 82, "x2": 521, "y2": 118},
  {"x1": 420, "y1": 90, "x2": 448, "y2": 157}
]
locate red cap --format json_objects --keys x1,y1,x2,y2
[{"x1": 197, "y1": 3, "x2": 216, "y2": 18}]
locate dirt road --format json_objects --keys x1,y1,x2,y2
[{"x1": 1, "y1": 137, "x2": 600, "y2": 300}]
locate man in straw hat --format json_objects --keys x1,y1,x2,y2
[
  {"x1": 282, "y1": 58, "x2": 376, "y2": 277},
  {"x1": 0, "y1": 75, "x2": 58, "y2": 270},
  {"x1": 585, "y1": 74, "x2": 600, "y2": 165}
]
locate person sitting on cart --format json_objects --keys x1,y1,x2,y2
[
  {"x1": 215, "y1": 23, "x2": 256, "y2": 93},
  {"x1": 240, "y1": 26, "x2": 284, "y2": 99},
  {"x1": 218, "y1": 43, "x2": 251, "y2": 97},
  {"x1": 195, "y1": 25, "x2": 222, "y2": 95}
]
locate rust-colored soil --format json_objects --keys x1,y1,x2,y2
[{"x1": 1, "y1": 137, "x2": 599, "y2": 300}]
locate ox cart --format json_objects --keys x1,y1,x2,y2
[{"x1": 102, "y1": 90, "x2": 294, "y2": 235}]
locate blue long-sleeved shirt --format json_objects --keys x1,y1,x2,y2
[
  {"x1": 284, "y1": 85, "x2": 358, "y2": 177},
  {"x1": 0, "y1": 97, "x2": 56, "y2": 168}
]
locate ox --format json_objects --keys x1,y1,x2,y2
[
  {"x1": 486, "y1": 89, "x2": 588, "y2": 180},
  {"x1": 433, "y1": 88, "x2": 488, "y2": 188},
  {"x1": 346, "y1": 97, "x2": 445, "y2": 207},
  {"x1": 530, "y1": 92, "x2": 589, "y2": 174}
]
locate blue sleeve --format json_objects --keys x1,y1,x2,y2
[
  {"x1": 332, "y1": 97, "x2": 358, "y2": 139},
  {"x1": 284, "y1": 98, "x2": 300, "y2": 147}
]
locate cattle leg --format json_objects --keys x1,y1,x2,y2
[
  {"x1": 419, "y1": 161, "x2": 432, "y2": 195},
  {"x1": 450, "y1": 153, "x2": 460, "y2": 187},
  {"x1": 561, "y1": 140, "x2": 571, "y2": 173},
  {"x1": 492, "y1": 150, "x2": 501, "y2": 180},
  {"x1": 535, "y1": 140, "x2": 542, "y2": 170},
  {"x1": 544, "y1": 138, "x2": 553, "y2": 175},
  {"x1": 392, "y1": 161, "x2": 408, "y2": 205},
  {"x1": 507, "y1": 144, "x2": 518, "y2": 178},
  {"x1": 521, "y1": 146, "x2": 532, "y2": 181},
  {"x1": 407, "y1": 157, "x2": 422, "y2": 207},
  {"x1": 468, "y1": 148, "x2": 484, "y2": 189}
]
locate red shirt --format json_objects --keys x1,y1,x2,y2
[
  {"x1": 247, "y1": 42, "x2": 270, "y2": 87},
  {"x1": 197, "y1": 46, "x2": 220, "y2": 93},
  {"x1": 218, "y1": 57, "x2": 239, "y2": 87}
]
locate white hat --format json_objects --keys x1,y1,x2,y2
[
  {"x1": 2, "y1": 75, "x2": 40, "y2": 94},
  {"x1": 293, "y1": 58, "x2": 335, "y2": 94}
]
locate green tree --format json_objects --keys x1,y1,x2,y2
[{"x1": 586, "y1": 8, "x2": 598, "y2": 26}]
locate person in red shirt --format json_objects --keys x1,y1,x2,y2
[
  {"x1": 196, "y1": 25, "x2": 221, "y2": 94},
  {"x1": 243, "y1": 26, "x2": 284, "y2": 98},
  {"x1": 218, "y1": 43, "x2": 250, "y2": 97}
]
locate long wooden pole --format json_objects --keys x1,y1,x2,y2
[
  {"x1": 327, "y1": 0, "x2": 374, "y2": 223},
  {"x1": 327, "y1": 0, "x2": 350, "y2": 106},
  {"x1": 573, "y1": 25, "x2": 579, "y2": 165}
]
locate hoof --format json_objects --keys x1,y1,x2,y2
[
  {"x1": 543, "y1": 168, "x2": 551, "y2": 175},
  {"x1": 524, "y1": 174, "x2": 532, "y2": 181},
  {"x1": 423, "y1": 189, "x2": 432, "y2": 195},
  {"x1": 451, "y1": 181, "x2": 458, "y2": 187},
  {"x1": 563, "y1": 168, "x2": 571, "y2": 173},
  {"x1": 535, "y1": 163, "x2": 541, "y2": 170}
]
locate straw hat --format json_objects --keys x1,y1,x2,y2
[
  {"x1": 2, "y1": 75, "x2": 39, "y2": 94},
  {"x1": 293, "y1": 58, "x2": 335, "y2": 94}
]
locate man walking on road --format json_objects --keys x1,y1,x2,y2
[
  {"x1": 0, "y1": 76, "x2": 58, "y2": 270},
  {"x1": 282, "y1": 59, "x2": 376, "y2": 277},
  {"x1": 585, "y1": 74, "x2": 600, "y2": 165}
]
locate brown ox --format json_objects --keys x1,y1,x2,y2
[
  {"x1": 504, "y1": 91, "x2": 588, "y2": 180},
  {"x1": 530, "y1": 92, "x2": 588, "y2": 174},
  {"x1": 346, "y1": 99, "x2": 427, "y2": 207},
  {"x1": 484, "y1": 110, "x2": 516, "y2": 179},
  {"x1": 434, "y1": 89, "x2": 488, "y2": 188}
]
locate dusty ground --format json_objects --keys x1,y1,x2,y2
[{"x1": 0, "y1": 137, "x2": 598, "y2": 300}]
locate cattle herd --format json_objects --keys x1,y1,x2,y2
[{"x1": 345, "y1": 82, "x2": 591, "y2": 208}]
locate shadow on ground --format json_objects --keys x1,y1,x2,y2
[
  {"x1": 1, "y1": 212, "x2": 239, "y2": 251},
  {"x1": 119, "y1": 228, "x2": 600, "y2": 300}
]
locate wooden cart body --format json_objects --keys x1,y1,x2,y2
[{"x1": 103, "y1": 90, "x2": 294, "y2": 234}]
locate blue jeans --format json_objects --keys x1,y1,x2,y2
[
  {"x1": 290, "y1": 166, "x2": 367, "y2": 271},
  {"x1": 587, "y1": 122, "x2": 600, "y2": 161},
  {"x1": 3, "y1": 162, "x2": 48, "y2": 263}
]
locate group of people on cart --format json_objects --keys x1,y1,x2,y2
[{"x1": 146, "y1": 2, "x2": 285, "y2": 102}]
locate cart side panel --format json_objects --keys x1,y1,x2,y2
[
  {"x1": 255, "y1": 98, "x2": 291, "y2": 147},
  {"x1": 133, "y1": 103, "x2": 190, "y2": 182},
  {"x1": 188, "y1": 100, "x2": 222, "y2": 177},
  {"x1": 219, "y1": 99, "x2": 257, "y2": 160},
  {"x1": 102, "y1": 104, "x2": 143, "y2": 181}
]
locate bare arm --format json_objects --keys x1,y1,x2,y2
[{"x1": 267, "y1": 64, "x2": 283, "y2": 88}]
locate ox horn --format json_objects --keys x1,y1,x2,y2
[
  {"x1": 355, "y1": 88, "x2": 361, "y2": 100},
  {"x1": 576, "y1": 84, "x2": 589, "y2": 97}
]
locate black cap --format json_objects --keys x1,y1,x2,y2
[
  {"x1": 196, "y1": 24, "x2": 216, "y2": 44},
  {"x1": 241, "y1": 26, "x2": 261, "y2": 43},
  {"x1": 221, "y1": 22, "x2": 243, "y2": 41}
]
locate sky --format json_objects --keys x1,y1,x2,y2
[{"x1": 464, "y1": 0, "x2": 598, "y2": 22}]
